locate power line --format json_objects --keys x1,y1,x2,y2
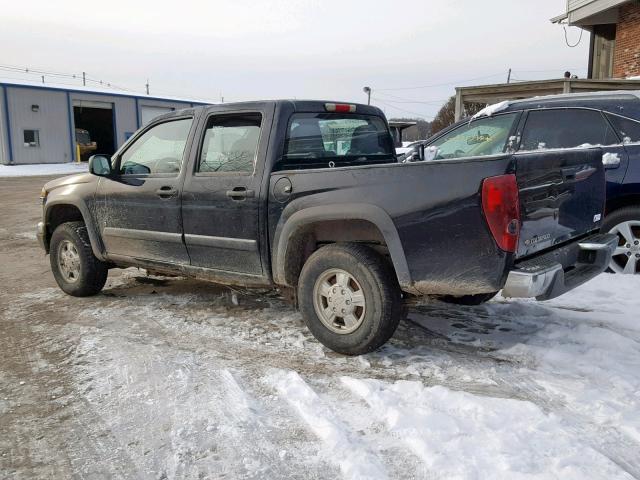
[
  {"x1": 375, "y1": 73, "x2": 506, "y2": 91},
  {"x1": 374, "y1": 91, "x2": 449, "y2": 105},
  {"x1": 372, "y1": 98, "x2": 435, "y2": 119}
]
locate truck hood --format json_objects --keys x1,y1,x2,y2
[{"x1": 44, "y1": 173, "x2": 97, "y2": 193}]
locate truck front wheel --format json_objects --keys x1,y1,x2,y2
[
  {"x1": 50, "y1": 221, "x2": 108, "y2": 297},
  {"x1": 297, "y1": 243, "x2": 403, "y2": 355}
]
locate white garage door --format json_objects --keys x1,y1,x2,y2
[{"x1": 140, "y1": 105, "x2": 174, "y2": 126}]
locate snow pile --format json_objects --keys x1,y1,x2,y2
[
  {"x1": 341, "y1": 377, "x2": 628, "y2": 479},
  {"x1": 0, "y1": 163, "x2": 88, "y2": 177},
  {"x1": 470, "y1": 100, "x2": 510, "y2": 120}
]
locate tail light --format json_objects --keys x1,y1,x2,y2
[
  {"x1": 325, "y1": 103, "x2": 356, "y2": 113},
  {"x1": 481, "y1": 174, "x2": 520, "y2": 253}
]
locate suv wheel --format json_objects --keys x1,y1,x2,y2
[
  {"x1": 297, "y1": 243, "x2": 403, "y2": 355},
  {"x1": 50, "y1": 221, "x2": 108, "y2": 296},
  {"x1": 602, "y1": 206, "x2": 640, "y2": 274}
]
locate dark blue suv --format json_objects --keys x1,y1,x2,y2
[{"x1": 406, "y1": 91, "x2": 640, "y2": 274}]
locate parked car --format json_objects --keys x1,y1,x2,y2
[
  {"x1": 404, "y1": 91, "x2": 640, "y2": 274},
  {"x1": 37, "y1": 100, "x2": 616, "y2": 355}
]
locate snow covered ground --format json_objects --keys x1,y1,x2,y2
[
  {"x1": 0, "y1": 162, "x2": 87, "y2": 177},
  {"x1": 3, "y1": 270, "x2": 639, "y2": 479}
]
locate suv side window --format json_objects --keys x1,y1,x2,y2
[
  {"x1": 428, "y1": 113, "x2": 518, "y2": 161},
  {"x1": 197, "y1": 113, "x2": 262, "y2": 174},
  {"x1": 519, "y1": 109, "x2": 618, "y2": 151},
  {"x1": 605, "y1": 113, "x2": 640, "y2": 143},
  {"x1": 119, "y1": 118, "x2": 193, "y2": 175}
]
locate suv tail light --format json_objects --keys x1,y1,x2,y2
[{"x1": 481, "y1": 174, "x2": 520, "y2": 253}]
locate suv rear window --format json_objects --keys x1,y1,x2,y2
[{"x1": 279, "y1": 113, "x2": 395, "y2": 170}]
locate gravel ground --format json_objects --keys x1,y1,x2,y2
[{"x1": 1, "y1": 175, "x2": 639, "y2": 480}]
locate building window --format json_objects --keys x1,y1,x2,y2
[{"x1": 23, "y1": 130, "x2": 40, "y2": 148}]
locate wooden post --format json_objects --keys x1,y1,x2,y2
[{"x1": 454, "y1": 89, "x2": 464, "y2": 121}]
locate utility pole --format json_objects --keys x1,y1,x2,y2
[
  {"x1": 82, "y1": 71, "x2": 86, "y2": 86},
  {"x1": 363, "y1": 86, "x2": 371, "y2": 105},
  {"x1": 145, "y1": 79, "x2": 149, "y2": 95},
  {"x1": 41, "y1": 75, "x2": 45, "y2": 84},
  {"x1": 507, "y1": 68, "x2": 512, "y2": 84}
]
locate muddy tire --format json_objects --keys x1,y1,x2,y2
[
  {"x1": 50, "y1": 221, "x2": 108, "y2": 297},
  {"x1": 297, "y1": 243, "x2": 403, "y2": 355},
  {"x1": 438, "y1": 292, "x2": 498, "y2": 306}
]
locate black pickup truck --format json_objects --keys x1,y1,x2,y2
[{"x1": 38, "y1": 100, "x2": 616, "y2": 355}]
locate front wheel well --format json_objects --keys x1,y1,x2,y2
[
  {"x1": 281, "y1": 219, "x2": 390, "y2": 287},
  {"x1": 45, "y1": 204, "x2": 85, "y2": 250}
]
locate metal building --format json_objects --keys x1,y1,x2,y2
[{"x1": 0, "y1": 80, "x2": 208, "y2": 165}]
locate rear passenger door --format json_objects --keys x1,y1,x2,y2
[
  {"x1": 181, "y1": 107, "x2": 272, "y2": 276},
  {"x1": 518, "y1": 107, "x2": 629, "y2": 193}
]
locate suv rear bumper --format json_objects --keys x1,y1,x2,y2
[{"x1": 502, "y1": 233, "x2": 617, "y2": 300}]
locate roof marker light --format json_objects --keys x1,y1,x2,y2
[{"x1": 325, "y1": 103, "x2": 356, "y2": 113}]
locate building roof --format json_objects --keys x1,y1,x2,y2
[
  {"x1": 0, "y1": 78, "x2": 212, "y2": 105},
  {"x1": 551, "y1": 0, "x2": 630, "y2": 27}
]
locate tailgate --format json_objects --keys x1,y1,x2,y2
[{"x1": 515, "y1": 148, "x2": 606, "y2": 258}]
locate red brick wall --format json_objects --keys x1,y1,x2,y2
[{"x1": 613, "y1": 2, "x2": 640, "y2": 78}]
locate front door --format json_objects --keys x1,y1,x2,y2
[
  {"x1": 181, "y1": 109, "x2": 267, "y2": 275},
  {"x1": 95, "y1": 116, "x2": 194, "y2": 264}
]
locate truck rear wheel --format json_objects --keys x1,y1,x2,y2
[
  {"x1": 50, "y1": 221, "x2": 108, "y2": 297},
  {"x1": 297, "y1": 243, "x2": 403, "y2": 355}
]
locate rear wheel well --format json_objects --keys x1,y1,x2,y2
[
  {"x1": 282, "y1": 219, "x2": 390, "y2": 287},
  {"x1": 606, "y1": 194, "x2": 640, "y2": 215},
  {"x1": 46, "y1": 205, "x2": 85, "y2": 250}
]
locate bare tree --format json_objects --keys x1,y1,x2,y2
[{"x1": 430, "y1": 96, "x2": 485, "y2": 135}]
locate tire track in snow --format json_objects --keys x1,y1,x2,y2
[{"x1": 265, "y1": 369, "x2": 388, "y2": 480}]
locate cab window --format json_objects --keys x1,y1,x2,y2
[
  {"x1": 119, "y1": 118, "x2": 192, "y2": 175},
  {"x1": 197, "y1": 113, "x2": 262, "y2": 174},
  {"x1": 428, "y1": 113, "x2": 518, "y2": 160}
]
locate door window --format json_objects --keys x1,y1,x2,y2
[
  {"x1": 427, "y1": 113, "x2": 518, "y2": 160},
  {"x1": 197, "y1": 113, "x2": 262, "y2": 174},
  {"x1": 519, "y1": 109, "x2": 618, "y2": 151},
  {"x1": 605, "y1": 114, "x2": 640, "y2": 144},
  {"x1": 119, "y1": 118, "x2": 192, "y2": 175}
]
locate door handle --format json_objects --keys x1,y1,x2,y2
[
  {"x1": 156, "y1": 186, "x2": 178, "y2": 198},
  {"x1": 226, "y1": 187, "x2": 255, "y2": 200}
]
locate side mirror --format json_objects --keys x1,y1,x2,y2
[{"x1": 88, "y1": 155, "x2": 112, "y2": 176}]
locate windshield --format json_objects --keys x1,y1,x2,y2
[
  {"x1": 428, "y1": 113, "x2": 518, "y2": 160},
  {"x1": 279, "y1": 113, "x2": 395, "y2": 170}
]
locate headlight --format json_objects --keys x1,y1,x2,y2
[{"x1": 40, "y1": 187, "x2": 48, "y2": 202}]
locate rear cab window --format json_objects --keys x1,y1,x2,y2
[{"x1": 278, "y1": 113, "x2": 395, "y2": 170}]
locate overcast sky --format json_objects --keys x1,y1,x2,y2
[{"x1": 1, "y1": 0, "x2": 589, "y2": 119}]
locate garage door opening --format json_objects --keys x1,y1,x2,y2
[{"x1": 73, "y1": 100, "x2": 115, "y2": 161}]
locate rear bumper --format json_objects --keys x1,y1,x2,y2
[{"x1": 502, "y1": 233, "x2": 617, "y2": 300}]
